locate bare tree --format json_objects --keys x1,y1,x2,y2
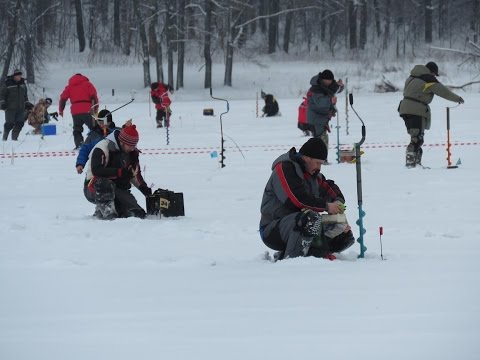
[
  {"x1": 73, "y1": 0, "x2": 86, "y2": 52},
  {"x1": 359, "y1": 0, "x2": 367, "y2": 49},
  {"x1": 133, "y1": 0, "x2": 151, "y2": 87},
  {"x1": 113, "y1": 0, "x2": 121, "y2": 47},
  {"x1": 177, "y1": 0, "x2": 186, "y2": 90},
  {"x1": 1, "y1": 0, "x2": 22, "y2": 87},
  {"x1": 283, "y1": 0, "x2": 293, "y2": 53},
  {"x1": 425, "y1": 0, "x2": 432, "y2": 43},
  {"x1": 204, "y1": 0, "x2": 213, "y2": 89},
  {"x1": 348, "y1": 0, "x2": 357, "y2": 49}
]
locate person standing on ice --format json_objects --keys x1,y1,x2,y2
[
  {"x1": 150, "y1": 82, "x2": 172, "y2": 128},
  {"x1": 0, "y1": 69, "x2": 32, "y2": 141},
  {"x1": 398, "y1": 62, "x2": 464, "y2": 168},
  {"x1": 83, "y1": 124, "x2": 152, "y2": 220},
  {"x1": 259, "y1": 137, "x2": 354, "y2": 260},
  {"x1": 59, "y1": 73, "x2": 99, "y2": 149},
  {"x1": 306, "y1": 70, "x2": 344, "y2": 164}
]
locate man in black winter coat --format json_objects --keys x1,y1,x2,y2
[{"x1": 1, "y1": 69, "x2": 32, "y2": 141}]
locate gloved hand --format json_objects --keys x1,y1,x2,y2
[
  {"x1": 50, "y1": 112, "x2": 59, "y2": 121},
  {"x1": 140, "y1": 185, "x2": 152, "y2": 197},
  {"x1": 118, "y1": 166, "x2": 134, "y2": 179},
  {"x1": 335, "y1": 201, "x2": 347, "y2": 213},
  {"x1": 458, "y1": 97, "x2": 465, "y2": 104},
  {"x1": 59, "y1": 110, "x2": 64, "y2": 117}
]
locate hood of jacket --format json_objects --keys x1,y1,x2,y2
[
  {"x1": 410, "y1": 65, "x2": 432, "y2": 78},
  {"x1": 68, "y1": 74, "x2": 89, "y2": 87}
]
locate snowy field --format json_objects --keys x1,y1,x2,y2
[{"x1": 1, "y1": 62, "x2": 479, "y2": 360}]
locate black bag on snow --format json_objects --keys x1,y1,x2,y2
[{"x1": 146, "y1": 188, "x2": 185, "y2": 217}]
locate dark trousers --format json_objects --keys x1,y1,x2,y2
[
  {"x1": 73, "y1": 113, "x2": 94, "y2": 148},
  {"x1": 84, "y1": 178, "x2": 145, "y2": 218},
  {"x1": 3, "y1": 110, "x2": 25, "y2": 140},
  {"x1": 402, "y1": 114, "x2": 425, "y2": 165},
  {"x1": 156, "y1": 109, "x2": 170, "y2": 127}
]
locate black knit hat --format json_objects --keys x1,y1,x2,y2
[
  {"x1": 299, "y1": 138, "x2": 328, "y2": 160},
  {"x1": 13, "y1": 69, "x2": 22, "y2": 76},
  {"x1": 319, "y1": 69, "x2": 334, "y2": 80},
  {"x1": 97, "y1": 109, "x2": 113, "y2": 123},
  {"x1": 426, "y1": 61, "x2": 439, "y2": 76}
]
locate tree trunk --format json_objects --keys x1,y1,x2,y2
[
  {"x1": 471, "y1": 0, "x2": 480, "y2": 42},
  {"x1": 177, "y1": 0, "x2": 186, "y2": 89},
  {"x1": 113, "y1": 0, "x2": 121, "y2": 47},
  {"x1": 88, "y1": 1, "x2": 95, "y2": 50},
  {"x1": 383, "y1": 0, "x2": 391, "y2": 50},
  {"x1": 348, "y1": 0, "x2": 357, "y2": 49},
  {"x1": 268, "y1": 0, "x2": 279, "y2": 54},
  {"x1": 425, "y1": 0, "x2": 432, "y2": 43},
  {"x1": 1, "y1": 0, "x2": 22, "y2": 86},
  {"x1": 224, "y1": 7, "x2": 234, "y2": 87},
  {"x1": 359, "y1": 0, "x2": 367, "y2": 49},
  {"x1": 153, "y1": 1, "x2": 163, "y2": 83},
  {"x1": 259, "y1": 0, "x2": 267, "y2": 34},
  {"x1": 133, "y1": 0, "x2": 151, "y2": 87},
  {"x1": 25, "y1": 34, "x2": 35, "y2": 84},
  {"x1": 36, "y1": 0, "x2": 46, "y2": 47},
  {"x1": 283, "y1": 0, "x2": 293, "y2": 53},
  {"x1": 165, "y1": 0, "x2": 175, "y2": 89},
  {"x1": 73, "y1": 0, "x2": 86, "y2": 52},
  {"x1": 204, "y1": 0, "x2": 212, "y2": 89},
  {"x1": 373, "y1": 0, "x2": 381, "y2": 37},
  {"x1": 438, "y1": 0, "x2": 446, "y2": 40}
]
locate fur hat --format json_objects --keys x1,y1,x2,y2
[
  {"x1": 13, "y1": 69, "x2": 22, "y2": 76},
  {"x1": 119, "y1": 125, "x2": 139, "y2": 147},
  {"x1": 426, "y1": 61, "x2": 439, "y2": 76},
  {"x1": 299, "y1": 138, "x2": 328, "y2": 161},
  {"x1": 319, "y1": 69, "x2": 334, "y2": 81}
]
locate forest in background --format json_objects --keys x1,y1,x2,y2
[{"x1": 1, "y1": 0, "x2": 479, "y2": 91}]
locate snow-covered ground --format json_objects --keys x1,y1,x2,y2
[{"x1": 1, "y1": 61, "x2": 479, "y2": 360}]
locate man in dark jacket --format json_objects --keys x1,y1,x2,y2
[
  {"x1": 1, "y1": 69, "x2": 32, "y2": 141},
  {"x1": 261, "y1": 91, "x2": 280, "y2": 117},
  {"x1": 398, "y1": 62, "x2": 464, "y2": 168},
  {"x1": 59, "y1": 73, "x2": 99, "y2": 149},
  {"x1": 306, "y1": 70, "x2": 344, "y2": 163},
  {"x1": 83, "y1": 124, "x2": 152, "y2": 220},
  {"x1": 259, "y1": 137, "x2": 354, "y2": 260}
]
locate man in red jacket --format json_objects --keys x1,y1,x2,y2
[
  {"x1": 59, "y1": 73, "x2": 99, "y2": 149},
  {"x1": 150, "y1": 82, "x2": 172, "y2": 128}
]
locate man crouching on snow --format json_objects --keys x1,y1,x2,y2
[
  {"x1": 83, "y1": 124, "x2": 152, "y2": 220},
  {"x1": 259, "y1": 137, "x2": 355, "y2": 260}
]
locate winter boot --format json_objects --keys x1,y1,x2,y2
[
  {"x1": 96, "y1": 200, "x2": 117, "y2": 220},
  {"x1": 415, "y1": 148, "x2": 423, "y2": 166},
  {"x1": 406, "y1": 151, "x2": 416, "y2": 168},
  {"x1": 328, "y1": 230, "x2": 355, "y2": 253},
  {"x1": 273, "y1": 251, "x2": 284, "y2": 262}
]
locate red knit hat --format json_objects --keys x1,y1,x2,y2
[{"x1": 119, "y1": 125, "x2": 139, "y2": 147}]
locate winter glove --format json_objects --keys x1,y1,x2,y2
[
  {"x1": 118, "y1": 166, "x2": 134, "y2": 179},
  {"x1": 151, "y1": 95, "x2": 161, "y2": 104},
  {"x1": 49, "y1": 112, "x2": 59, "y2": 121},
  {"x1": 59, "y1": 110, "x2": 64, "y2": 117},
  {"x1": 335, "y1": 201, "x2": 347, "y2": 214},
  {"x1": 458, "y1": 97, "x2": 465, "y2": 104},
  {"x1": 139, "y1": 184, "x2": 152, "y2": 197}
]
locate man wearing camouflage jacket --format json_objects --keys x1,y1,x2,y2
[{"x1": 398, "y1": 62, "x2": 464, "y2": 168}]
